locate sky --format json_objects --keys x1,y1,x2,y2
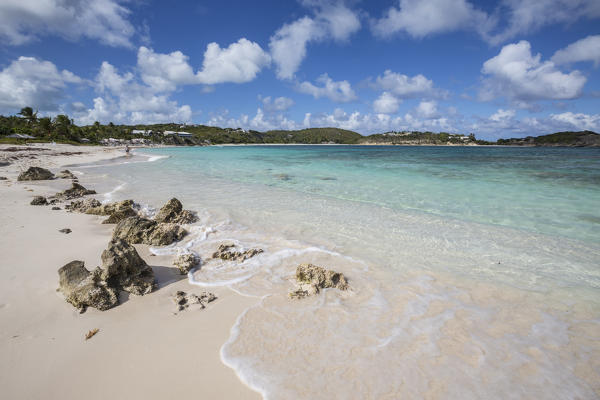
[{"x1": 0, "y1": 0, "x2": 599, "y2": 139}]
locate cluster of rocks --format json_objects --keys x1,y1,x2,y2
[
  {"x1": 50, "y1": 182, "x2": 96, "y2": 201},
  {"x1": 289, "y1": 263, "x2": 349, "y2": 299},
  {"x1": 212, "y1": 243, "x2": 263, "y2": 262},
  {"x1": 172, "y1": 290, "x2": 216, "y2": 312},
  {"x1": 58, "y1": 239, "x2": 156, "y2": 312},
  {"x1": 85, "y1": 199, "x2": 138, "y2": 224}
]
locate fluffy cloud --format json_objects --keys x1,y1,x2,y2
[
  {"x1": 0, "y1": 0, "x2": 135, "y2": 47},
  {"x1": 196, "y1": 39, "x2": 271, "y2": 84},
  {"x1": 373, "y1": 92, "x2": 401, "y2": 114},
  {"x1": 489, "y1": 109, "x2": 516, "y2": 122},
  {"x1": 373, "y1": 70, "x2": 437, "y2": 98},
  {"x1": 137, "y1": 47, "x2": 199, "y2": 92},
  {"x1": 74, "y1": 62, "x2": 191, "y2": 125},
  {"x1": 550, "y1": 112, "x2": 600, "y2": 131},
  {"x1": 269, "y1": 4, "x2": 360, "y2": 79},
  {"x1": 206, "y1": 108, "x2": 300, "y2": 131},
  {"x1": 297, "y1": 74, "x2": 357, "y2": 102},
  {"x1": 416, "y1": 100, "x2": 439, "y2": 119},
  {"x1": 372, "y1": 0, "x2": 491, "y2": 38},
  {"x1": 372, "y1": 0, "x2": 600, "y2": 45},
  {"x1": 138, "y1": 39, "x2": 270, "y2": 91},
  {"x1": 261, "y1": 96, "x2": 295, "y2": 112},
  {"x1": 486, "y1": 0, "x2": 600, "y2": 45},
  {"x1": 0, "y1": 56, "x2": 82, "y2": 111},
  {"x1": 552, "y1": 35, "x2": 600, "y2": 67},
  {"x1": 480, "y1": 41, "x2": 587, "y2": 104}
]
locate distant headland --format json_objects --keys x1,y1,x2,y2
[{"x1": 1, "y1": 107, "x2": 598, "y2": 147}]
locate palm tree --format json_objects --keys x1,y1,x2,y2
[{"x1": 18, "y1": 107, "x2": 38, "y2": 124}]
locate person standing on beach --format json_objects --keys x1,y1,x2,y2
[{"x1": 125, "y1": 145, "x2": 131, "y2": 156}]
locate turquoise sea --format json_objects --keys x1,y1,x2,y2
[{"x1": 79, "y1": 145, "x2": 600, "y2": 399}]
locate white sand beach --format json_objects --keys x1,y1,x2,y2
[{"x1": 0, "y1": 144, "x2": 260, "y2": 400}]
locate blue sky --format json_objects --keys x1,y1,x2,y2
[{"x1": 0, "y1": 0, "x2": 599, "y2": 139}]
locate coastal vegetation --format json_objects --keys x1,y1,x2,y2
[{"x1": 1, "y1": 108, "x2": 597, "y2": 146}]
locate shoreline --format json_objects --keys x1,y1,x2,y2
[{"x1": 0, "y1": 143, "x2": 261, "y2": 399}]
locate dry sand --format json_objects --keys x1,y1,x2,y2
[{"x1": 0, "y1": 144, "x2": 261, "y2": 399}]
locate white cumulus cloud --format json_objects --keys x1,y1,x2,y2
[
  {"x1": 372, "y1": 0, "x2": 491, "y2": 39},
  {"x1": 269, "y1": 4, "x2": 360, "y2": 79},
  {"x1": 0, "y1": 0, "x2": 135, "y2": 47},
  {"x1": 373, "y1": 70, "x2": 437, "y2": 98},
  {"x1": 0, "y1": 56, "x2": 82, "y2": 111},
  {"x1": 480, "y1": 40, "x2": 587, "y2": 104},
  {"x1": 297, "y1": 74, "x2": 357, "y2": 103},
  {"x1": 261, "y1": 96, "x2": 295, "y2": 112},
  {"x1": 552, "y1": 35, "x2": 600, "y2": 67},
  {"x1": 373, "y1": 92, "x2": 401, "y2": 114},
  {"x1": 550, "y1": 112, "x2": 600, "y2": 131},
  {"x1": 416, "y1": 100, "x2": 439, "y2": 119},
  {"x1": 196, "y1": 38, "x2": 271, "y2": 84}
]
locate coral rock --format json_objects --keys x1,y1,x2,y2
[
  {"x1": 112, "y1": 216, "x2": 187, "y2": 246},
  {"x1": 66, "y1": 198, "x2": 102, "y2": 213},
  {"x1": 30, "y1": 196, "x2": 48, "y2": 205},
  {"x1": 173, "y1": 252, "x2": 199, "y2": 274},
  {"x1": 154, "y1": 198, "x2": 198, "y2": 224},
  {"x1": 100, "y1": 239, "x2": 156, "y2": 295},
  {"x1": 56, "y1": 169, "x2": 76, "y2": 179},
  {"x1": 17, "y1": 166, "x2": 54, "y2": 181},
  {"x1": 172, "y1": 290, "x2": 216, "y2": 312},
  {"x1": 289, "y1": 263, "x2": 348, "y2": 299},
  {"x1": 212, "y1": 243, "x2": 263, "y2": 262}
]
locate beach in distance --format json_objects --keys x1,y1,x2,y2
[{"x1": 0, "y1": 143, "x2": 598, "y2": 399}]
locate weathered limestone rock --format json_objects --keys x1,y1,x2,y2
[
  {"x1": 30, "y1": 196, "x2": 47, "y2": 205},
  {"x1": 58, "y1": 261, "x2": 119, "y2": 312},
  {"x1": 17, "y1": 166, "x2": 54, "y2": 181},
  {"x1": 58, "y1": 240, "x2": 156, "y2": 312},
  {"x1": 100, "y1": 239, "x2": 156, "y2": 295},
  {"x1": 173, "y1": 252, "x2": 199, "y2": 274},
  {"x1": 172, "y1": 290, "x2": 216, "y2": 312},
  {"x1": 66, "y1": 198, "x2": 101, "y2": 212},
  {"x1": 84, "y1": 199, "x2": 138, "y2": 224},
  {"x1": 154, "y1": 198, "x2": 198, "y2": 224},
  {"x1": 289, "y1": 263, "x2": 348, "y2": 299},
  {"x1": 113, "y1": 216, "x2": 187, "y2": 246},
  {"x1": 212, "y1": 243, "x2": 263, "y2": 262},
  {"x1": 56, "y1": 169, "x2": 76, "y2": 179},
  {"x1": 51, "y1": 182, "x2": 96, "y2": 201}
]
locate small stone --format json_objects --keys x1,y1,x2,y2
[
  {"x1": 212, "y1": 243, "x2": 263, "y2": 262},
  {"x1": 56, "y1": 170, "x2": 76, "y2": 179},
  {"x1": 30, "y1": 196, "x2": 48, "y2": 205},
  {"x1": 59, "y1": 228, "x2": 72, "y2": 234},
  {"x1": 52, "y1": 206, "x2": 61, "y2": 210}
]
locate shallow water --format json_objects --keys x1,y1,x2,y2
[{"x1": 75, "y1": 145, "x2": 600, "y2": 399}]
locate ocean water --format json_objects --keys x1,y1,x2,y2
[{"x1": 74, "y1": 145, "x2": 600, "y2": 399}]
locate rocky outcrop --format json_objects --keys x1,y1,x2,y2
[
  {"x1": 289, "y1": 263, "x2": 349, "y2": 299},
  {"x1": 17, "y1": 166, "x2": 54, "y2": 181},
  {"x1": 212, "y1": 243, "x2": 263, "y2": 262},
  {"x1": 66, "y1": 198, "x2": 101, "y2": 212},
  {"x1": 50, "y1": 182, "x2": 96, "y2": 201},
  {"x1": 154, "y1": 198, "x2": 198, "y2": 224},
  {"x1": 84, "y1": 199, "x2": 138, "y2": 224},
  {"x1": 100, "y1": 239, "x2": 156, "y2": 295},
  {"x1": 30, "y1": 196, "x2": 47, "y2": 205},
  {"x1": 56, "y1": 169, "x2": 76, "y2": 179},
  {"x1": 58, "y1": 261, "x2": 119, "y2": 312},
  {"x1": 173, "y1": 252, "x2": 199, "y2": 274},
  {"x1": 172, "y1": 290, "x2": 216, "y2": 312},
  {"x1": 112, "y1": 216, "x2": 187, "y2": 246},
  {"x1": 58, "y1": 239, "x2": 156, "y2": 312}
]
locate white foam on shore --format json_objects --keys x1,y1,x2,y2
[{"x1": 103, "y1": 182, "x2": 126, "y2": 203}]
